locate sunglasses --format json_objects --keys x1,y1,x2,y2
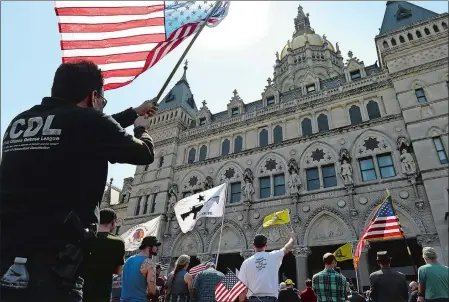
[{"x1": 95, "y1": 91, "x2": 108, "y2": 108}]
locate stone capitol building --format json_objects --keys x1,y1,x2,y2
[{"x1": 102, "y1": 1, "x2": 448, "y2": 291}]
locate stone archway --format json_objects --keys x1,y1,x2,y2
[
  {"x1": 170, "y1": 229, "x2": 204, "y2": 257},
  {"x1": 301, "y1": 208, "x2": 356, "y2": 247},
  {"x1": 207, "y1": 220, "x2": 248, "y2": 254}
]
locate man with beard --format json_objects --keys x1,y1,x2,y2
[{"x1": 121, "y1": 236, "x2": 162, "y2": 302}]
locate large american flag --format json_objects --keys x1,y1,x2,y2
[
  {"x1": 54, "y1": 1, "x2": 230, "y2": 90},
  {"x1": 189, "y1": 258, "x2": 215, "y2": 278},
  {"x1": 353, "y1": 191, "x2": 403, "y2": 269},
  {"x1": 215, "y1": 269, "x2": 246, "y2": 302}
]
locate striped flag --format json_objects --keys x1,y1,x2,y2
[
  {"x1": 353, "y1": 190, "x2": 403, "y2": 269},
  {"x1": 215, "y1": 269, "x2": 246, "y2": 302},
  {"x1": 189, "y1": 258, "x2": 215, "y2": 278},
  {"x1": 54, "y1": 1, "x2": 230, "y2": 90}
]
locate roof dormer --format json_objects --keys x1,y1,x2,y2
[
  {"x1": 344, "y1": 51, "x2": 366, "y2": 82},
  {"x1": 262, "y1": 77, "x2": 280, "y2": 106},
  {"x1": 197, "y1": 100, "x2": 212, "y2": 126},
  {"x1": 227, "y1": 89, "x2": 245, "y2": 117},
  {"x1": 300, "y1": 70, "x2": 320, "y2": 94}
]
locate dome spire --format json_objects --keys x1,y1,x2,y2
[{"x1": 293, "y1": 4, "x2": 314, "y2": 37}]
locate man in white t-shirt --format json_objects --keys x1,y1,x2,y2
[{"x1": 238, "y1": 232, "x2": 295, "y2": 302}]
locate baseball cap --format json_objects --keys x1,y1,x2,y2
[
  {"x1": 285, "y1": 279, "x2": 295, "y2": 286},
  {"x1": 139, "y1": 236, "x2": 162, "y2": 250},
  {"x1": 253, "y1": 234, "x2": 268, "y2": 247}
]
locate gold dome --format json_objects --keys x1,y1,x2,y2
[{"x1": 280, "y1": 33, "x2": 335, "y2": 60}]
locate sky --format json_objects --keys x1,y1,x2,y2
[{"x1": 1, "y1": 1, "x2": 447, "y2": 189}]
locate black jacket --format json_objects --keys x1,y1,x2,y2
[
  {"x1": 0, "y1": 97, "x2": 154, "y2": 252},
  {"x1": 369, "y1": 268, "x2": 408, "y2": 302},
  {"x1": 278, "y1": 288, "x2": 300, "y2": 302}
]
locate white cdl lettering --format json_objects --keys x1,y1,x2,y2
[
  {"x1": 23, "y1": 117, "x2": 44, "y2": 137},
  {"x1": 8, "y1": 115, "x2": 61, "y2": 139},
  {"x1": 42, "y1": 116, "x2": 61, "y2": 136},
  {"x1": 9, "y1": 119, "x2": 26, "y2": 139}
]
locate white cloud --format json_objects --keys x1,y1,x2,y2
[{"x1": 196, "y1": 1, "x2": 271, "y2": 50}]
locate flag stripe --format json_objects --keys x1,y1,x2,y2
[
  {"x1": 60, "y1": 26, "x2": 165, "y2": 41},
  {"x1": 61, "y1": 34, "x2": 166, "y2": 50},
  {"x1": 58, "y1": 11, "x2": 164, "y2": 23},
  {"x1": 63, "y1": 43, "x2": 158, "y2": 57},
  {"x1": 56, "y1": 6, "x2": 165, "y2": 17},
  {"x1": 55, "y1": 1, "x2": 164, "y2": 8},
  {"x1": 63, "y1": 51, "x2": 149, "y2": 65},
  {"x1": 59, "y1": 17, "x2": 165, "y2": 33}
]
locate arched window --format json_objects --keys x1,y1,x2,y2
[
  {"x1": 424, "y1": 27, "x2": 430, "y2": 35},
  {"x1": 416, "y1": 30, "x2": 422, "y2": 38},
  {"x1": 188, "y1": 148, "x2": 196, "y2": 164},
  {"x1": 134, "y1": 196, "x2": 142, "y2": 216},
  {"x1": 301, "y1": 118, "x2": 312, "y2": 136},
  {"x1": 399, "y1": 35, "x2": 405, "y2": 43},
  {"x1": 383, "y1": 41, "x2": 389, "y2": 49},
  {"x1": 407, "y1": 33, "x2": 413, "y2": 41},
  {"x1": 222, "y1": 139, "x2": 230, "y2": 156},
  {"x1": 199, "y1": 145, "x2": 207, "y2": 161},
  {"x1": 234, "y1": 136, "x2": 243, "y2": 153},
  {"x1": 259, "y1": 129, "x2": 268, "y2": 147},
  {"x1": 317, "y1": 114, "x2": 329, "y2": 132},
  {"x1": 349, "y1": 105, "x2": 363, "y2": 125},
  {"x1": 273, "y1": 125, "x2": 283, "y2": 144},
  {"x1": 433, "y1": 24, "x2": 440, "y2": 33},
  {"x1": 442, "y1": 22, "x2": 448, "y2": 30},
  {"x1": 391, "y1": 38, "x2": 397, "y2": 46},
  {"x1": 367, "y1": 101, "x2": 381, "y2": 119}
]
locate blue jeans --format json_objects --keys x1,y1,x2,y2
[
  {"x1": 1, "y1": 257, "x2": 83, "y2": 302},
  {"x1": 248, "y1": 296, "x2": 277, "y2": 302}
]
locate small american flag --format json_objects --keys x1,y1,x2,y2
[
  {"x1": 54, "y1": 1, "x2": 230, "y2": 91},
  {"x1": 353, "y1": 190, "x2": 403, "y2": 269},
  {"x1": 189, "y1": 258, "x2": 215, "y2": 278},
  {"x1": 215, "y1": 269, "x2": 246, "y2": 302}
]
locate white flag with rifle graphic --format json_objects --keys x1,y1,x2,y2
[
  {"x1": 174, "y1": 183, "x2": 226, "y2": 233},
  {"x1": 120, "y1": 215, "x2": 161, "y2": 251}
]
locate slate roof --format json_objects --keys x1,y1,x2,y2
[
  {"x1": 157, "y1": 68, "x2": 199, "y2": 115},
  {"x1": 379, "y1": 1, "x2": 438, "y2": 35}
]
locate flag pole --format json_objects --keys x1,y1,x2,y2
[
  {"x1": 351, "y1": 243, "x2": 361, "y2": 293},
  {"x1": 215, "y1": 183, "x2": 228, "y2": 270},
  {"x1": 288, "y1": 211, "x2": 294, "y2": 232},
  {"x1": 387, "y1": 189, "x2": 418, "y2": 279},
  {"x1": 154, "y1": 1, "x2": 223, "y2": 103}
]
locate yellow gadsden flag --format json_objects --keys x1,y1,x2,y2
[
  {"x1": 333, "y1": 243, "x2": 353, "y2": 262},
  {"x1": 263, "y1": 210, "x2": 290, "y2": 228}
]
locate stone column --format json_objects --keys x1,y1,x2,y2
[
  {"x1": 358, "y1": 241, "x2": 371, "y2": 290},
  {"x1": 417, "y1": 233, "x2": 445, "y2": 263},
  {"x1": 293, "y1": 246, "x2": 311, "y2": 291}
]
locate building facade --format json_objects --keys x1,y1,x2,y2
[{"x1": 107, "y1": 1, "x2": 448, "y2": 290}]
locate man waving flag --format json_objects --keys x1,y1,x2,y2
[{"x1": 55, "y1": 1, "x2": 230, "y2": 90}]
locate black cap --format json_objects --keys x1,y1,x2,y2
[
  {"x1": 139, "y1": 236, "x2": 162, "y2": 250},
  {"x1": 253, "y1": 234, "x2": 268, "y2": 247},
  {"x1": 376, "y1": 251, "x2": 391, "y2": 261}
]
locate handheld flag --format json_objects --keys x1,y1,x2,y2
[
  {"x1": 263, "y1": 210, "x2": 290, "y2": 228},
  {"x1": 120, "y1": 215, "x2": 161, "y2": 251},
  {"x1": 353, "y1": 190, "x2": 403, "y2": 269},
  {"x1": 174, "y1": 183, "x2": 227, "y2": 233},
  {"x1": 189, "y1": 258, "x2": 215, "y2": 278},
  {"x1": 333, "y1": 243, "x2": 353, "y2": 262},
  {"x1": 55, "y1": 1, "x2": 230, "y2": 91},
  {"x1": 215, "y1": 269, "x2": 246, "y2": 302}
]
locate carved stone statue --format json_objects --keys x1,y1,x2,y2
[
  {"x1": 288, "y1": 159, "x2": 301, "y2": 194},
  {"x1": 242, "y1": 168, "x2": 255, "y2": 202},
  {"x1": 336, "y1": 42, "x2": 340, "y2": 53},
  {"x1": 204, "y1": 176, "x2": 214, "y2": 190},
  {"x1": 168, "y1": 184, "x2": 179, "y2": 212},
  {"x1": 400, "y1": 149, "x2": 416, "y2": 175},
  {"x1": 340, "y1": 159, "x2": 353, "y2": 185},
  {"x1": 287, "y1": 39, "x2": 291, "y2": 50},
  {"x1": 275, "y1": 51, "x2": 279, "y2": 61}
]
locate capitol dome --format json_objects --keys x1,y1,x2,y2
[{"x1": 280, "y1": 33, "x2": 335, "y2": 60}]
